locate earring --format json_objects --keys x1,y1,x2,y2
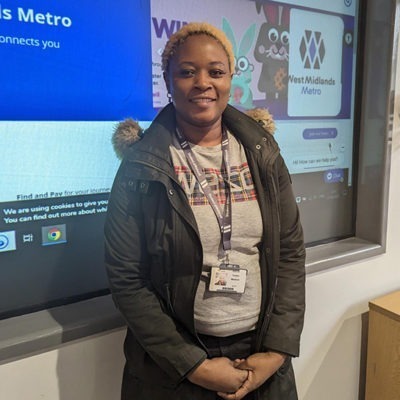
[{"x1": 167, "y1": 93, "x2": 172, "y2": 103}]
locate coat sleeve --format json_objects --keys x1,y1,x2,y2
[
  {"x1": 104, "y1": 162, "x2": 207, "y2": 384},
  {"x1": 263, "y1": 155, "x2": 306, "y2": 357}
]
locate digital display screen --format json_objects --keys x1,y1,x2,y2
[{"x1": 0, "y1": 0, "x2": 359, "y2": 318}]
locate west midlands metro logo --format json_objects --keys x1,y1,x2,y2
[{"x1": 299, "y1": 30, "x2": 325, "y2": 69}]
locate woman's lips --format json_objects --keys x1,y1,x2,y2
[{"x1": 190, "y1": 97, "x2": 215, "y2": 103}]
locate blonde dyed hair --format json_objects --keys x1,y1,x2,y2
[{"x1": 161, "y1": 22, "x2": 235, "y2": 74}]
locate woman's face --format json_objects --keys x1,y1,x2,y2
[{"x1": 165, "y1": 34, "x2": 232, "y2": 130}]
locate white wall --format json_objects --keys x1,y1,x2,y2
[
  {"x1": 0, "y1": 328, "x2": 126, "y2": 400},
  {"x1": 1, "y1": 47, "x2": 400, "y2": 400}
]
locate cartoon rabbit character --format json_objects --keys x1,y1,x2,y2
[
  {"x1": 222, "y1": 17, "x2": 256, "y2": 110},
  {"x1": 254, "y1": 2, "x2": 290, "y2": 102}
]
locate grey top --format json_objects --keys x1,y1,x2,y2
[{"x1": 170, "y1": 131, "x2": 262, "y2": 336}]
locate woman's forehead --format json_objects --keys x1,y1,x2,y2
[{"x1": 173, "y1": 35, "x2": 229, "y2": 64}]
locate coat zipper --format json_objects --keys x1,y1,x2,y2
[{"x1": 255, "y1": 145, "x2": 280, "y2": 351}]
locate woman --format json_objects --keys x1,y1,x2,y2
[{"x1": 105, "y1": 22, "x2": 305, "y2": 400}]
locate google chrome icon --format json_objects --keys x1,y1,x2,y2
[
  {"x1": 48, "y1": 227, "x2": 62, "y2": 241},
  {"x1": 41, "y1": 224, "x2": 67, "y2": 246}
]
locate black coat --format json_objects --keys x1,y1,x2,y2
[{"x1": 105, "y1": 104, "x2": 305, "y2": 399}]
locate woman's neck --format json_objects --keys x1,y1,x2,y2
[{"x1": 176, "y1": 119, "x2": 223, "y2": 147}]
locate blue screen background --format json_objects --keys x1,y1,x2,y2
[{"x1": 0, "y1": 0, "x2": 155, "y2": 121}]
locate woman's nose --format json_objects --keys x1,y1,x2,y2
[{"x1": 194, "y1": 71, "x2": 211, "y2": 89}]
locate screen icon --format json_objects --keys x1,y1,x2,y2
[
  {"x1": 41, "y1": 224, "x2": 67, "y2": 246},
  {"x1": 324, "y1": 169, "x2": 344, "y2": 183},
  {"x1": 23, "y1": 233, "x2": 34, "y2": 243},
  {"x1": 0, "y1": 231, "x2": 17, "y2": 252}
]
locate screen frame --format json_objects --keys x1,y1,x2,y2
[
  {"x1": 0, "y1": 0, "x2": 398, "y2": 363},
  {"x1": 305, "y1": 0, "x2": 397, "y2": 273}
]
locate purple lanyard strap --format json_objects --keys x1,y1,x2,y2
[{"x1": 175, "y1": 127, "x2": 232, "y2": 257}]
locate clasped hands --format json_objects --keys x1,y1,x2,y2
[{"x1": 187, "y1": 351, "x2": 286, "y2": 400}]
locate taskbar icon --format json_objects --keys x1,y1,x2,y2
[
  {"x1": 0, "y1": 231, "x2": 17, "y2": 253},
  {"x1": 41, "y1": 224, "x2": 67, "y2": 246}
]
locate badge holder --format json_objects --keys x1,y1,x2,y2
[{"x1": 209, "y1": 263, "x2": 247, "y2": 294}]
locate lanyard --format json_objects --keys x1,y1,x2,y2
[{"x1": 175, "y1": 127, "x2": 232, "y2": 257}]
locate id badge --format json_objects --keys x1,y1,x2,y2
[{"x1": 209, "y1": 263, "x2": 247, "y2": 294}]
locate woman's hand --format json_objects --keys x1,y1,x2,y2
[
  {"x1": 187, "y1": 357, "x2": 249, "y2": 393},
  {"x1": 217, "y1": 352, "x2": 287, "y2": 400}
]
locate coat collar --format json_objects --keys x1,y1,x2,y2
[{"x1": 124, "y1": 103, "x2": 279, "y2": 170}]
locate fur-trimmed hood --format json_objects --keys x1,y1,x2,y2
[
  {"x1": 112, "y1": 118, "x2": 145, "y2": 160},
  {"x1": 112, "y1": 107, "x2": 275, "y2": 159}
]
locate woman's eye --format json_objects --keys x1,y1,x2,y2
[
  {"x1": 210, "y1": 70, "x2": 226, "y2": 77},
  {"x1": 180, "y1": 69, "x2": 195, "y2": 77}
]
